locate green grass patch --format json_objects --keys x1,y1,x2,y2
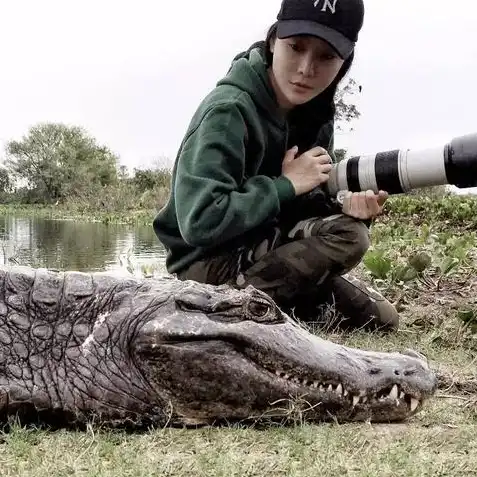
[{"x1": 2, "y1": 420, "x2": 477, "y2": 476}]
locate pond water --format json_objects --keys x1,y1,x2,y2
[{"x1": 0, "y1": 214, "x2": 168, "y2": 276}]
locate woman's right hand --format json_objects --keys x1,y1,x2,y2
[{"x1": 281, "y1": 146, "x2": 333, "y2": 196}]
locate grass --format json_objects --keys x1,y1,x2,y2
[
  {"x1": 1, "y1": 422, "x2": 477, "y2": 476},
  {"x1": 1, "y1": 193, "x2": 477, "y2": 475}
]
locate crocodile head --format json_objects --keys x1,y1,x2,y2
[{"x1": 134, "y1": 280, "x2": 437, "y2": 425}]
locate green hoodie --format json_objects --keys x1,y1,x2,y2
[{"x1": 153, "y1": 46, "x2": 337, "y2": 274}]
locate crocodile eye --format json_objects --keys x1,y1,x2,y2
[
  {"x1": 176, "y1": 299, "x2": 197, "y2": 312},
  {"x1": 248, "y1": 300, "x2": 271, "y2": 318}
]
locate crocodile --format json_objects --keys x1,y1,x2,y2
[{"x1": 0, "y1": 265, "x2": 437, "y2": 429}]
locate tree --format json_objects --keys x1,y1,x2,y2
[
  {"x1": 5, "y1": 123, "x2": 119, "y2": 202},
  {"x1": 118, "y1": 165, "x2": 129, "y2": 181},
  {"x1": 334, "y1": 148, "x2": 347, "y2": 162},
  {"x1": 331, "y1": 76, "x2": 362, "y2": 162},
  {"x1": 0, "y1": 167, "x2": 11, "y2": 195},
  {"x1": 132, "y1": 167, "x2": 171, "y2": 191},
  {"x1": 335, "y1": 77, "x2": 361, "y2": 131}
]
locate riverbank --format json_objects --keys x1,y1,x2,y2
[
  {"x1": 1, "y1": 192, "x2": 476, "y2": 228},
  {"x1": 0, "y1": 204, "x2": 157, "y2": 226}
]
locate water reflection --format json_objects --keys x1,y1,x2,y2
[{"x1": 0, "y1": 215, "x2": 167, "y2": 275}]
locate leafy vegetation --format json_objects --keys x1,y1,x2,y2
[
  {"x1": 364, "y1": 196, "x2": 476, "y2": 288},
  {"x1": 0, "y1": 123, "x2": 171, "y2": 221},
  {"x1": 4, "y1": 123, "x2": 118, "y2": 203}
]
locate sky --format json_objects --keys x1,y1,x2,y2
[{"x1": 1, "y1": 0, "x2": 476, "y2": 192}]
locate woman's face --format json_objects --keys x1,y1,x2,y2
[{"x1": 269, "y1": 35, "x2": 345, "y2": 110}]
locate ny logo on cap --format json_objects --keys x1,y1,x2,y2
[{"x1": 313, "y1": 0, "x2": 338, "y2": 14}]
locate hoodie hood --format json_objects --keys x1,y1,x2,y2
[
  {"x1": 218, "y1": 42, "x2": 337, "y2": 154},
  {"x1": 217, "y1": 45, "x2": 285, "y2": 127}
]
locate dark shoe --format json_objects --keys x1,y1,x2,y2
[
  {"x1": 290, "y1": 274, "x2": 399, "y2": 332},
  {"x1": 323, "y1": 274, "x2": 399, "y2": 332}
]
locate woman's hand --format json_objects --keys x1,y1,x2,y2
[
  {"x1": 341, "y1": 190, "x2": 389, "y2": 220},
  {"x1": 281, "y1": 146, "x2": 333, "y2": 196}
]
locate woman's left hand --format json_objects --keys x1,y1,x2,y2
[{"x1": 341, "y1": 190, "x2": 389, "y2": 220}]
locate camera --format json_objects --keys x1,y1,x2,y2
[{"x1": 326, "y1": 132, "x2": 477, "y2": 197}]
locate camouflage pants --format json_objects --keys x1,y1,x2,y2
[{"x1": 178, "y1": 214, "x2": 399, "y2": 331}]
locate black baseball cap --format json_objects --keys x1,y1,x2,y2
[{"x1": 276, "y1": 0, "x2": 365, "y2": 59}]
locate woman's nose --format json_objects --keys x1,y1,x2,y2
[{"x1": 297, "y1": 56, "x2": 315, "y2": 76}]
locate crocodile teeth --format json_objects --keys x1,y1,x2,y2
[
  {"x1": 343, "y1": 389, "x2": 349, "y2": 397},
  {"x1": 389, "y1": 384, "x2": 399, "y2": 400},
  {"x1": 319, "y1": 385, "x2": 325, "y2": 392},
  {"x1": 335, "y1": 384, "x2": 343, "y2": 395},
  {"x1": 352, "y1": 395, "x2": 360, "y2": 406},
  {"x1": 399, "y1": 391, "x2": 405, "y2": 399},
  {"x1": 283, "y1": 374, "x2": 289, "y2": 380},
  {"x1": 410, "y1": 398, "x2": 419, "y2": 412},
  {"x1": 312, "y1": 381, "x2": 319, "y2": 388},
  {"x1": 327, "y1": 384, "x2": 333, "y2": 392}
]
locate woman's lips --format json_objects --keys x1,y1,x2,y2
[{"x1": 290, "y1": 81, "x2": 313, "y2": 91}]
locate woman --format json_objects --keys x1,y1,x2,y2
[{"x1": 153, "y1": 0, "x2": 399, "y2": 331}]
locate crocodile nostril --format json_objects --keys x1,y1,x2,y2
[
  {"x1": 369, "y1": 368, "x2": 381, "y2": 375},
  {"x1": 394, "y1": 369, "x2": 416, "y2": 376}
]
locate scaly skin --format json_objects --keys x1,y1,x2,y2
[{"x1": 0, "y1": 266, "x2": 437, "y2": 428}]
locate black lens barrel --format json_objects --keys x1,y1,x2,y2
[{"x1": 445, "y1": 133, "x2": 477, "y2": 188}]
